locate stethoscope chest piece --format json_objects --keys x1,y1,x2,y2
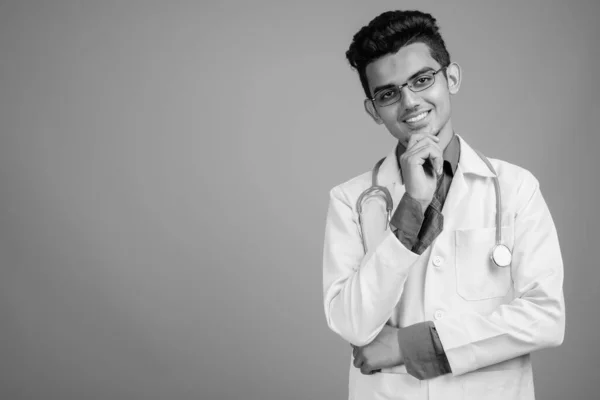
[{"x1": 491, "y1": 243, "x2": 512, "y2": 268}]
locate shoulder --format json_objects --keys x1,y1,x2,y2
[
  {"x1": 487, "y1": 156, "x2": 539, "y2": 189},
  {"x1": 486, "y1": 156, "x2": 541, "y2": 213},
  {"x1": 458, "y1": 135, "x2": 539, "y2": 193},
  {"x1": 327, "y1": 170, "x2": 373, "y2": 210}
]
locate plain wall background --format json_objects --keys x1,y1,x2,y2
[{"x1": 0, "y1": 1, "x2": 598, "y2": 399}]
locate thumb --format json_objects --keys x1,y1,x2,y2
[{"x1": 432, "y1": 154, "x2": 443, "y2": 176}]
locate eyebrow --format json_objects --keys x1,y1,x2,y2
[{"x1": 372, "y1": 67, "x2": 436, "y2": 97}]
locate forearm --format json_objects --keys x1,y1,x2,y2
[
  {"x1": 435, "y1": 289, "x2": 565, "y2": 376},
  {"x1": 325, "y1": 230, "x2": 419, "y2": 346},
  {"x1": 435, "y1": 178, "x2": 565, "y2": 376},
  {"x1": 386, "y1": 288, "x2": 563, "y2": 379}
]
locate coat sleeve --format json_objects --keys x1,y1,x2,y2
[
  {"x1": 434, "y1": 171, "x2": 565, "y2": 376},
  {"x1": 323, "y1": 186, "x2": 420, "y2": 346}
]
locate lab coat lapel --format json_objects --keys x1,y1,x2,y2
[
  {"x1": 442, "y1": 135, "x2": 496, "y2": 229},
  {"x1": 375, "y1": 135, "x2": 495, "y2": 223},
  {"x1": 441, "y1": 163, "x2": 469, "y2": 229}
]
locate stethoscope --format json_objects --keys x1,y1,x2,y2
[{"x1": 356, "y1": 150, "x2": 512, "y2": 268}]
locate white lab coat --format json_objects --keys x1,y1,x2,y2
[{"x1": 322, "y1": 135, "x2": 565, "y2": 400}]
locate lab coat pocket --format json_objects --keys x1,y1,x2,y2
[{"x1": 455, "y1": 227, "x2": 514, "y2": 301}]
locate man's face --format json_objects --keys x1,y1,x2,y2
[{"x1": 364, "y1": 42, "x2": 460, "y2": 147}]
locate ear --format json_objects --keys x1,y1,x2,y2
[
  {"x1": 364, "y1": 99, "x2": 384, "y2": 125},
  {"x1": 445, "y1": 62, "x2": 462, "y2": 95}
]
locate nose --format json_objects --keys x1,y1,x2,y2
[{"x1": 399, "y1": 86, "x2": 421, "y2": 109}]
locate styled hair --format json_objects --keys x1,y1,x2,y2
[{"x1": 345, "y1": 10, "x2": 451, "y2": 98}]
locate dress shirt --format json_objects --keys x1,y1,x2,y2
[{"x1": 388, "y1": 133, "x2": 460, "y2": 380}]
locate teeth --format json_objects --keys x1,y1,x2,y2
[{"x1": 406, "y1": 111, "x2": 428, "y2": 123}]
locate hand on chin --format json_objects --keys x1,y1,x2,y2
[{"x1": 404, "y1": 125, "x2": 437, "y2": 144}]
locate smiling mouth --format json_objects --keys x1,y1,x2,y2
[{"x1": 404, "y1": 110, "x2": 430, "y2": 124}]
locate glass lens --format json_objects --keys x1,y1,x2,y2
[
  {"x1": 374, "y1": 87, "x2": 401, "y2": 106},
  {"x1": 409, "y1": 73, "x2": 435, "y2": 91}
]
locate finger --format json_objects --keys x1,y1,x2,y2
[
  {"x1": 407, "y1": 133, "x2": 438, "y2": 149},
  {"x1": 434, "y1": 155, "x2": 444, "y2": 176},
  {"x1": 353, "y1": 355, "x2": 363, "y2": 369},
  {"x1": 360, "y1": 364, "x2": 373, "y2": 375},
  {"x1": 406, "y1": 133, "x2": 440, "y2": 150},
  {"x1": 416, "y1": 146, "x2": 443, "y2": 176},
  {"x1": 403, "y1": 142, "x2": 443, "y2": 168},
  {"x1": 399, "y1": 140, "x2": 437, "y2": 172},
  {"x1": 405, "y1": 144, "x2": 444, "y2": 176},
  {"x1": 404, "y1": 137, "x2": 440, "y2": 156},
  {"x1": 352, "y1": 347, "x2": 358, "y2": 358}
]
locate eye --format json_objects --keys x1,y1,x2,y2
[
  {"x1": 412, "y1": 74, "x2": 434, "y2": 89},
  {"x1": 376, "y1": 88, "x2": 398, "y2": 102}
]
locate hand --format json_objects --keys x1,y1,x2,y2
[
  {"x1": 399, "y1": 133, "x2": 443, "y2": 213},
  {"x1": 352, "y1": 325, "x2": 403, "y2": 375}
]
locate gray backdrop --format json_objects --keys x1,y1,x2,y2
[{"x1": 0, "y1": 1, "x2": 598, "y2": 399}]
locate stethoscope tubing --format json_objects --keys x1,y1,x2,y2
[
  {"x1": 356, "y1": 149, "x2": 511, "y2": 267},
  {"x1": 355, "y1": 157, "x2": 392, "y2": 253},
  {"x1": 472, "y1": 149, "x2": 501, "y2": 246}
]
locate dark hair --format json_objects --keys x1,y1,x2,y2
[{"x1": 345, "y1": 10, "x2": 451, "y2": 98}]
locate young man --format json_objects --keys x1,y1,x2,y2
[{"x1": 322, "y1": 10, "x2": 565, "y2": 400}]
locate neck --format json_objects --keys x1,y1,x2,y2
[{"x1": 435, "y1": 119, "x2": 455, "y2": 151}]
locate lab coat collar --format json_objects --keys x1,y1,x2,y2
[
  {"x1": 376, "y1": 147, "x2": 402, "y2": 188},
  {"x1": 376, "y1": 133, "x2": 495, "y2": 189},
  {"x1": 455, "y1": 134, "x2": 497, "y2": 178}
]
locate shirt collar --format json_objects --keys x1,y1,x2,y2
[
  {"x1": 376, "y1": 133, "x2": 495, "y2": 190},
  {"x1": 395, "y1": 133, "x2": 461, "y2": 178}
]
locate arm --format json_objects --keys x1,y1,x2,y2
[
  {"x1": 352, "y1": 321, "x2": 453, "y2": 377},
  {"x1": 338, "y1": 134, "x2": 445, "y2": 358},
  {"x1": 354, "y1": 190, "x2": 455, "y2": 377},
  {"x1": 323, "y1": 186, "x2": 420, "y2": 346},
  {"x1": 434, "y1": 172, "x2": 565, "y2": 376},
  {"x1": 326, "y1": 134, "x2": 444, "y2": 347}
]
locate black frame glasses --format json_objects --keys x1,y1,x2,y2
[{"x1": 369, "y1": 66, "x2": 448, "y2": 107}]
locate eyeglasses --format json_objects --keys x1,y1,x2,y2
[{"x1": 369, "y1": 66, "x2": 447, "y2": 107}]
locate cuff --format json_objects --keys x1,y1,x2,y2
[
  {"x1": 412, "y1": 202, "x2": 444, "y2": 255},
  {"x1": 390, "y1": 193, "x2": 424, "y2": 250},
  {"x1": 397, "y1": 321, "x2": 452, "y2": 380}
]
